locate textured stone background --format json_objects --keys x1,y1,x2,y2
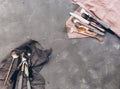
[{"x1": 0, "y1": 0, "x2": 120, "y2": 89}]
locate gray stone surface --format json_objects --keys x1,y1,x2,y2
[{"x1": 0, "y1": 0, "x2": 119, "y2": 89}]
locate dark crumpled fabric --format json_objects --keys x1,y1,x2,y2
[{"x1": 0, "y1": 40, "x2": 52, "y2": 89}]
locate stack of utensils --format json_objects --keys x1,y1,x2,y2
[
  {"x1": 66, "y1": 2, "x2": 110, "y2": 41},
  {"x1": 1, "y1": 40, "x2": 52, "y2": 89}
]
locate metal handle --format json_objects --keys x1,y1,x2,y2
[
  {"x1": 96, "y1": 19, "x2": 110, "y2": 30},
  {"x1": 27, "y1": 80, "x2": 31, "y2": 89},
  {"x1": 18, "y1": 75, "x2": 23, "y2": 89}
]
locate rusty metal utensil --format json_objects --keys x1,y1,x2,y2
[
  {"x1": 4, "y1": 50, "x2": 19, "y2": 86},
  {"x1": 18, "y1": 52, "x2": 31, "y2": 89},
  {"x1": 18, "y1": 52, "x2": 25, "y2": 89}
]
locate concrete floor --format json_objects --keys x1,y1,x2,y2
[{"x1": 0, "y1": 0, "x2": 120, "y2": 89}]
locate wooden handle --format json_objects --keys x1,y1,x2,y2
[
  {"x1": 77, "y1": 28, "x2": 103, "y2": 42},
  {"x1": 4, "y1": 60, "x2": 14, "y2": 86},
  {"x1": 93, "y1": 35, "x2": 103, "y2": 42}
]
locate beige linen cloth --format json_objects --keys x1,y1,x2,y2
[{"x1": 66, "y1": 0, "x2": 120, "y2": 38}]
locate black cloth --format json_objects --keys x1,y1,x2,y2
[{"x1": 0, "y1": 40, "x2": 52, "y2": 89}]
